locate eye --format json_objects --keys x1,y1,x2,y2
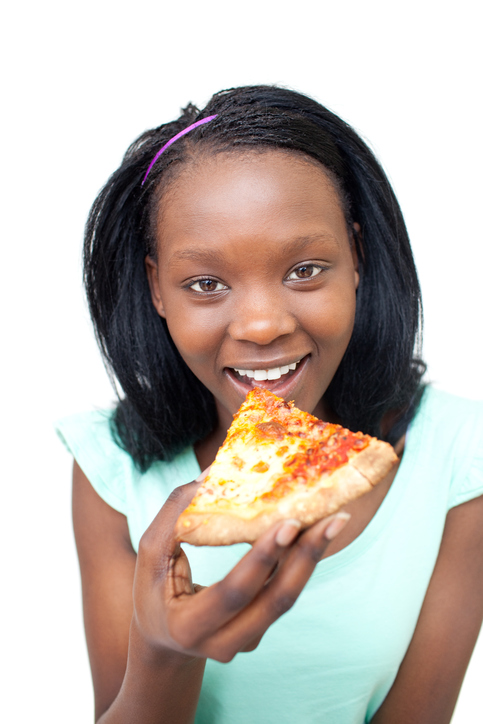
[
  {"x1": 286, "y1": 264, "x2": 323, "y2": 281},
  {"x1": 189, "y1": 279, "x2": 228, "y2": 293}
]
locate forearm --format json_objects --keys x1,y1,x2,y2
[{"x1": 98, "y1": 622, "x2": 207, "y2": 724}]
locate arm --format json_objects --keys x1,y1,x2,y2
[
  {"x1": 73, "y1": 461, "x2": 350, "y2": 723},
  {"x1": 72, "y1": 462, "x2": 206, "y2": 724},
  {"x1": 372, "y1": 494, "x2": 483, "y2": 723}
]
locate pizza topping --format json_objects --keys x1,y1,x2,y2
[
  {"x1": 256, "y1": 420, "x2": 287, "y2": 439},
  {"x1": 232, "y1": 455, "x2": 245, "y2": 469},
  {"x1": 191, "y1": 420, "x2": 370, "y2": 508},
  {"x1": 194, "y1": 436, "x2": 303, "y2": 505},
  {"x1": 251, "y1": 461, "x2": 270, "y2": 473}
]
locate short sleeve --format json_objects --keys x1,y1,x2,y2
[
  {"x1": 55, "y1": 410, "x2": 134, "y2": 516},
  {"x1": 448, "y1": 448, "x2": 483, "y2": 509},
  {"x1": 447, "y1": 398, "x2": 483, "y2": 509}
]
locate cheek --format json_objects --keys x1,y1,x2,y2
[
  {"x1": 302, "y1": 285, "x2": 357, "y2": 345},
  {"x1": 163, "y1": 303, "x2": 224, "y2": 365},
  {"x1": 328, "y1": 297, "x2": 357, "y2": 339}
]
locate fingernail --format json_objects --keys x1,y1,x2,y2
[
  {"x1": 276, "y1": 519, "x2": 302, "y2": 547},
  {"x1": 196, "y1": 465, "x2": 212, "y2": 483},
  {"x1": 324, "y1": 512, "x2": 351, "y2": 540}
]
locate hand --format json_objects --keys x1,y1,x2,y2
[{"x1": 132, "y1": 472, "x2": 350, "y2": 664}]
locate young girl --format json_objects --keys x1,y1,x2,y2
[{"x1": 57, "y1": 85, "x2": 483, "y2": 723}]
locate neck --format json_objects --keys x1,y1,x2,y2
[{"x1": 194, "y1": 423, "x2": 228, "y2": 472}]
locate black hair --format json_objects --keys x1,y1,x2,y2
[{"x1": 84, "y1": 85, "x2": 425, "y2": 471}]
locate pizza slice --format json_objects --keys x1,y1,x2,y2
[{"x1": 175, "y1": 388, "x2": 398, "y2": 546}]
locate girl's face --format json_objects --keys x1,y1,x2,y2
[{"x1": 146, "y1": 150, "x2": 359, "y2": 433}]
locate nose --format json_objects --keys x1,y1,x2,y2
[{"x1": 228, "y1": 289, "x2": 297, "y2": 345}]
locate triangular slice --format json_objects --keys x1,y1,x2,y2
[{"x1": 175, "y1": 388, "x2": 398, "y2": 546}]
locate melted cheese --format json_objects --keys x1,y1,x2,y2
[{"x1": 197, "y1": 433, "x2": 303, "y2": 505}]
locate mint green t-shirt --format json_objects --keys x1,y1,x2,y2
[{"x1": 56, "y1": 387, "x2": 483, "y2": 723}]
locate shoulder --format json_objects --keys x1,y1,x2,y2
[
  {"x1": 55, "y1": 408, "x2": 133, "y2": 515},
  {"x1": 415, "y1": 385, "x2": 483, "y2": 421},
  {"x1": 412, "y1": 385, "x2": 483, "y2": 449},
  {"x1": 411, "y1": 387, "x2": 483, "y2": 509},
  {"x1": 423, "y1": 384, "x2": 482, "y2": 411},
  {"x1": 55, "y1": 409, "x2": 201, "y2": 549},
  {"x1": 55, "y1": 408, "x2": 117, "y2": 453}
]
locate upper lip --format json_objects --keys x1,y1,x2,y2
[{"x1": 226, "y1": 355, "x2": 308, "y2": 371}]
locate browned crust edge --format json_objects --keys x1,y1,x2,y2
[
  {"x1": 175, "y1": 442, "x2": 397, "y2": 546},
  {"x1": 348, "y1": 438, "x2": 398, "y2": 483}
]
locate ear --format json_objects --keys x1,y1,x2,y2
[
  {"x1": 145, "y1": 255, "x2": 166, "y2": 318},
  {"x1": 351, "y1": 222, "x2": 361, "y2": 290}
]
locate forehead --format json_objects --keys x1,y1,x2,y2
[{"x1": 154, "y1": 150, "x2": 348, "y2": 254}]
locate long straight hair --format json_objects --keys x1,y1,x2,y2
[{"x1": 84, "y1": 86, "x2": 425, "y2": 471}]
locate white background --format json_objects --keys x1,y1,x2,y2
[{"x1": 2, "y1": 1, "x2": 482, "y2": 721}]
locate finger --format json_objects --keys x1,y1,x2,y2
[
  {"x1": 170, "y1": 547, "x2": 197, "y2": 597},
  {"x1": 262, "y1": 512, "x2": 351, "y2": 598},
  {"x1": 167, "y1": 518, "x2": 302, "y2": 645},
  {"x1": 201, "y1": 513, "x2": 350, "y2": 660},
  {"x1": 240, "y1": 632, "x2": 263, "y2": 652}
]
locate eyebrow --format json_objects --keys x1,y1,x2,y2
[
  {"x1": 168, "y1": 233, "x2": 341, "y2": 266},
  {"x1": 279, "y1": 232, "x2": 341, "y2": 254},
  {"x1": 169, "y1": 247, "x2": 225, "y2": 265}
]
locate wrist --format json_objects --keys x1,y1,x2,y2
[
  {"x1": 129, "y1": 614, "x2": 205, "y2": 670},
  {"x1": 98, "y1": 619, "x2": 206, "y2": 724}
]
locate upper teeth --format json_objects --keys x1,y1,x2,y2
[{"x1": 234, "y1": 359, "x2": 301, "y2": 381}]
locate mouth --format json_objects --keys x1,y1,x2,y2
[{"x1": 224, "y1": 355, "x2": 310, "y2": 396}]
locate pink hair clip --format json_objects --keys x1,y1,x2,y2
[{"x1": 142, "y1": 114, "x2": 218, "y2": 185}]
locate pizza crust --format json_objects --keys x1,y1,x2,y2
[
  {"x1": 176, "y1": 507, "x2": 280, "y2": 547},
  {"x1": 348, "y1": 438, "x2": 397, "y2": 483}
]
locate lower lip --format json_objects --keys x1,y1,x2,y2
[{"x1": 224, "y1": 355, "x2": 310, "y2": 401}]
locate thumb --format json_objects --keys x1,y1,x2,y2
[
  {"x1": 166, "y1": 465, "x2": 211, "y2": 520},
  {"x1": 138, "y1": 474, "x2": 206, "y2": 565}
]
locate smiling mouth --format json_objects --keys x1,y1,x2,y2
[{"x1": 230, "y1": 357, "x2": 304, "y2": 384}]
